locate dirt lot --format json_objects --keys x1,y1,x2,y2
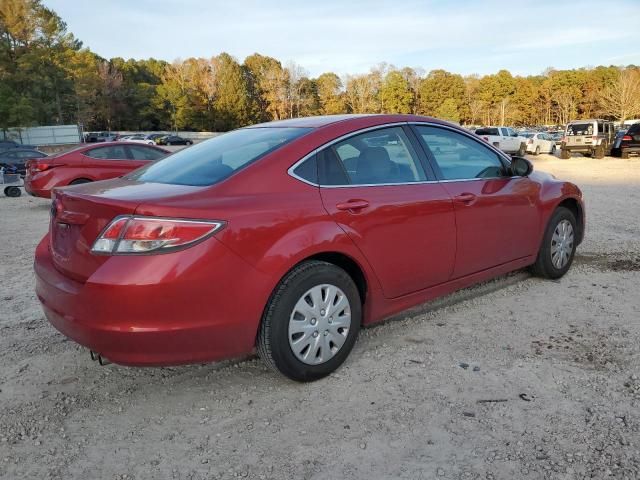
[{"x1": 1, "y1": 153, "x2": 639, "y2": 480}]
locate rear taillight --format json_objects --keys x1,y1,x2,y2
[
  {"x1": 91, "y1": 216, "x2": 225, "y2": 254},
  {"x1": 622, "y1": 135, "x2": 632, "y2": 141},
  {"x1": 482, "y1": 136, "x2": 489, "y2": 142},
  {"x1": 527, "y1": 139, "x2": 533, "y2": 144},
  {"x1": 29, "y1": 159, "x2": 55, "y2": 171}
]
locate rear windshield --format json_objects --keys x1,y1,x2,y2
[
  {"x1": 521, "y1": 133, "x2": 534, "y2": 138},
  {"x1": 475, "y1": 128, "x2": 499, "y2": 136},
  {"x1": 128, "y1": 127, "x2": 311, "y2": 186},
  {"x1": 567, "y1": 123, "x2": 594, "y2": 136}
]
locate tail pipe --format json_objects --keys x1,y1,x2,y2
[{"x1": 90, "y1": 350, "x2": 111, "y2": 366}]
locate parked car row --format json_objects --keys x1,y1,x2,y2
[
  {"x1": 25, "y1": 142, "x2": 169, "y2": 198},
  {"x1": 471, "y1": 119, "x2": 639, "y2": 159},
  {"x1": 84, "y1": 131, "x2": 194, "y2": 146}
]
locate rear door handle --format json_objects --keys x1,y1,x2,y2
[
  {"x1": 454, "y1": 193, "x2": 477, "y2": 205},
  {"x1": 336, "y1": 200, "x2": 370, "y2": 212}
]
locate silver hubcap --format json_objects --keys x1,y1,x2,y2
[
  {"x1": 551, "y1": 219, "x2": 574, "y2": 269},
  {"x1": 288, "y1": 284, "x2": 351, "y2": 365}
]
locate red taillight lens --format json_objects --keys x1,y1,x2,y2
[
  {"x1": 482, "y1": 136, "x2": 489, "y2": 142},
  {"x1": 28, "y1": 159, "x2": 54, "y2": 171},
  {"x1": 91, "y1": 216, "x2": 225, "y2": 254},
  {"x1": 622, "y1": 135, "x2": 632, "y2": 141}
]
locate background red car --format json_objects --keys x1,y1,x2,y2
[
  {"x1": 25, "y1": 142, "x2": 169, "y2": 198},
  {"x1": 34, "y1": 115, "x2": 584, "y2": 381}
]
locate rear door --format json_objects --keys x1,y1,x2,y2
[
  {"x1": 318, "y1": 125, "x2": 457, "y2": 298},
  {"x1": 413, "y1": 124, "x2": 541, "y2": 279},
  {"x1": 82, "y1": 145, "x2": 148, "y2": 180}
]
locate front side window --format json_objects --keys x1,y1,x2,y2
[
  {"x1": 85, "y1": 146, "x2": 129, "y2": 160},
  {"x1": 415, "y1": 126, "x2": 507, "y2": 181},
  {"x1": 129, "y1": 127, "x2": 311, "y2": 186},
  {"x1": 319, "y1": 127, "x2": 426, "y2": 186}
]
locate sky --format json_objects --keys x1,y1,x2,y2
[{"x1": 45, "y1": 0, "x2": 640, "y2": 78}]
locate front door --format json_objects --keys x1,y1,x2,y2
[
  {"x1": 318, "y1": 126, "x2": 457, "y2": 298},
  {"x1": 413, "y1": 125, "x2": 541, "y2": 279}
]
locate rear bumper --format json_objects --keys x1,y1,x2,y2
[
  {"x1": 24, "y1": 177, "x2": 52, "y2": 198},
  {"x1": 34, "y1": 235, "x2": 271, "y2": 366}
]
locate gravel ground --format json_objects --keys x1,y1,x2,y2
[{"x1": 1, "y1": 153, "x2": 639, "y2": 480}]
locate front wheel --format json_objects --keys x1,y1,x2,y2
[
  {"x1": 534, "y1": 146, "x2": 540, "y2": 155},
  {"x1": 531, "y1": 207, "x2": 577, "y2": 279},
  {"x1": 551, "y1": 145, "x2": 556, "y2": 154},
  {"x1": 257, "y1": 260, "x2": 361, "y2": 382}
]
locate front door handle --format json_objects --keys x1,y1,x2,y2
[
  {"x1": 336, "y1": 199, "x2": 370, "y2": 212},
  {"x1": 454, "y1": 193, "x2": 477, "y2": 205}
]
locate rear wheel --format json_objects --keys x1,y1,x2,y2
[
  {"x1": 551, "y1": 145, "x2": 556, "y2": 154},
  {"x1": 517, "y1": 143, "x2": 526, "y2": 156},
  {"x1": 257, "y1": 260, "x2": 361, "y2": 382},
  {"x1": 534, "y1": 146, "x2": 540, "y2": 155},
  {"x1": 531, "y1": 207, "x2": 577, "y2": 279},
  {"x1": 70, "y1": 178, "x2": 91, "y2": 186},
  {"x1": 594, "y1": 145, "x2": 605, "y2": 159},
  {"x1": 4, "y1": 186, "x2": 21, "y2": 197}
]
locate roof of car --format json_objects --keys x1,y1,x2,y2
[{"x1": 246, "y1": 114, "x2": 459, "y2": 129}]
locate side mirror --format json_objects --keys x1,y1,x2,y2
[{"x1": 511, "y1": 156, "x2": 533, "y2": 176}]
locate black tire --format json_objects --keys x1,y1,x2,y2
[
  {"x1": 517, "y1": 143, "x2": 526, "y2": 156},
  {"x1": 257, "y1": 260, "x2": 362, "y2": 382},
  {"x1": 594, "y1": 146, "x2": 605, "y2": 159},
  {"x1": 69, "y1": 178, "x2": 91, "y2": 186},
  {"x1": 534, "y1": 146, "x2": 540, "y2": 156},
  {"x1": 551, "y1": 145, "x2": 556, "y2": 154},
  {"x1": 560, "y1": 148, "x2": 571, "y2": 159},
  {"x1": 4, "y1": 186, "x2": 21, "y2": 197},
  {"x1": 531, "y1": 207, "x2": 578, "y2": 279}
]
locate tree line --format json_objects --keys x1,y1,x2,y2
[{"x1": 2, "y1": 0, "x2": 640, "y2": 133}]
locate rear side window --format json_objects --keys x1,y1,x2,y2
[
  {"x1": 628, "y1": 124, "x2": 640, "y2": 134},
  {"x1": 322, "y1": 127, "x2": 426, "y2": 186},
  {"x1": 128, "y1": 146, "x2": 166, "y2": 160},
  {"x1": 86, "y1": 145, "x2": 129, "y2": 160},
  {"x1": 129, "y1": 127, "x2": 310, "y2": 186}
]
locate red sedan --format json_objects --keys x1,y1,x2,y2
[
  {"x1": 34, "y1": 115, "x2": 584, "y2": 381},
  {"x1": 25, "y1": 142, "x2": 169, "y2": 198}
]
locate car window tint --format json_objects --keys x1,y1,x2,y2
[
  {"x1": 326, "y1": 127, "x2": 426, "y2": 186},
  {"x1": 416, "y1": 126, "x2": 507, "y2": 181},
  {"x1": 475, "y1": 128, "x2": 499, "y2": 136},
  {"x1": 129, "y1": 127, "x2": 310, "y2": 187},
  {"x1": 86, "y1": 146, "x2": 129, "y2": 160},
  {"x1": 128, "y1": 146, "x2": 165, "y2": 160},
  {"x1": 567, "y1": 123, "x2": 593, "y2": 136}
]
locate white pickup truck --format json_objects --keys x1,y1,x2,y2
[{"x1": 474, "y1": 127, "x2": 527, "y2": 156}]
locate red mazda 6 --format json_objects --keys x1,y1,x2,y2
[
  {"x1": 34, "y1": 115, "x2": 584, "y2": 381},
  {"x1": 25, "y1": 142, "x2": 169, "y2": 198}
]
